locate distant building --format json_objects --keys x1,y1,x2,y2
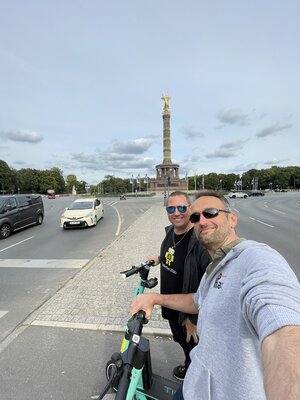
[{"x1": 149, "y1": 95, "x2": 187, "y2": 193}]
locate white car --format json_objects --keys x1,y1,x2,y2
[
  {"x1": 60, "y1": 198, "x2": 104, "y2": 229},
  {"x1": 228, "y1": 191, "x2": 249, "y2": 199}
]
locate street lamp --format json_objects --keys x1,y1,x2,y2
[{"x1": 194, "y1": 170, "x2": 198, "y2": 192}]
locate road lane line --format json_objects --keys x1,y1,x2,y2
[
  {"x1": 249, "y1": 217, "x2": 274, "y2": 228},
  {"x1": 0, "y1": 236, "x2": 34, "y2": 253},
  {"x1": 0, "y1": 259, "x2": 89, "y2": 268},
  {"x1": 0, "y1": 311, "x2": 8, "y2": 319},
  {"x1": 108, "y1": 204, "x2": 121, "y2": 236},
  {"x1": 271, "y1": 208, "x2": 286, "y2": 214}
]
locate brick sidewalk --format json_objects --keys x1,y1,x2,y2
[{"x1": 29, "y1": 203, "x2": 171, "y2": 335}]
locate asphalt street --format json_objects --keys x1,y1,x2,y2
[
  {"x1": 0, "y1": 192, "x2": 299, "y2": 400},
  {"x1": 0, "y1": 202, "x2": 176, "y2": 400}
]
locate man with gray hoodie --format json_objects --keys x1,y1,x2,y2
[{"x1": 131, "y1": 191, "x2": 300, "y2": 399}]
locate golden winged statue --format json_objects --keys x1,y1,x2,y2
[{"x1": 161, "y1": 94, "x2": 170, "y2": 110}]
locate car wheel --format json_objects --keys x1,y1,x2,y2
[
  {"x1": 232, "y1": 195, "x2": 236, "y2": 198},
  {"x1": 0, "y1": 223, "x2": 11, "y2": 239},
  {"x1": 36, "y1": 213, "x2": 43, "y2": 225},
  {"x1": 243, "y1": 195, "x2": 248, "y2": 198}
]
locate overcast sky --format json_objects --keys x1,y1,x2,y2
[{"x1": 0, "y1": 0, "x2": 299, "y2": 184}]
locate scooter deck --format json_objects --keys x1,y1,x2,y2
[{"x1": 137, "y1": 372, "x2": 180, "y2": 400}]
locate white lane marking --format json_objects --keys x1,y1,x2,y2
[
  {"x1": 108, "y1": 204, "x2": 121, "y2": 236},
  {"x1": 249, "y1": 217, "x2": 274, "y2": 228},
  {"x1": 0, "y1": 311, "x2": 8, "y2": 319},
  {"x1": 271, "y1": 208, "x2": 286, "y2": 214},
  {"x1": 0, "y1": 259, "x2": 89, "y2": 269},
  {"x1": 0, "y1": 236, "x2": 34, "y2": 253}
]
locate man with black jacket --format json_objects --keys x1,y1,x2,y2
[{"x1": 148, "y1": 191, "x2": 211, "y2": 380}]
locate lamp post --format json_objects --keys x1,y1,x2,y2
[{"x1": 194, "y1": 170, "x2": 199, "y2": 192}]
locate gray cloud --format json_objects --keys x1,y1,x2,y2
[
  {"x1": 1, "y1": 129, "x2": 43, "y2": 143},
  {"x1": 256, "y1": 123, "x2": 292, "y2": 138},
  {"x1": 217, "y1": 108, "x2": 250, "y2": 126},
  {"x1": 205, "y1": 140, "x2": 248, "y2": 159},
  {"x1": 181, "y1": 126, "x2": 205, "y2": 139},
  {"x1": 263, "y1": 158, "x2": 287, "y2": 165},
  {"x1": 70, "y1": 148, "x2": 155, "y2": 174},
  {"x1": 112, "y1": 138, "x2": 152, "y2": 154}
]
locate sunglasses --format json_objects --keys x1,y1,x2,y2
[
  {"x1": 189, "y1": 208, "x2": 231, "y2": 223},
  {"x1": 166, "y1": 205, "x2": 188, "y2": 214}
]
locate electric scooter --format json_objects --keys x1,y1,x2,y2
[{"x1": 96, "y1": 260, "x2": 180, "y2": 399}]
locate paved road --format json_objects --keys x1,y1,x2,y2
[
  {"x1": 0, "y1": 192, "x2": 299, "y2": 399},
  {"x1": 0, "y1": 195, "x2": 164, "y2": 346}
]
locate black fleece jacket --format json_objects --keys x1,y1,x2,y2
[{"x1": 160, "y1": 225, "x2": 211, "y2": 325}]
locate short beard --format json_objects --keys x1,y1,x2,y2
[{"x1": 195, "y1": 223, "x2": 229, "y2": 253}]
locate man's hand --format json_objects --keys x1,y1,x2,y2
[
  {"x1": 131, "y1": 293, "x2": 157, "y2": 319},
  {"x1": 183, "y1": 318, "x2": 198, "y2": 343},
  {"x1": 146, "y1": 255, "x2": 160, "y2": 266}
]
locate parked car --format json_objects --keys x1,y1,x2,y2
[
  {"x1": 60, "y1": 198, "x2": 104, "y2": 229},
  {"x1": 228, "y1": 191, "x2": 249, "y2": 199},
  {"x1": 249, "y1": 191, "x2": 265, "y2": 197},
  {"x1": 0, "y1": 194, "x2": 44, "y2": 239},
  {"x1": 47, "y1": 194, "x2": 56, "y2": 199}
]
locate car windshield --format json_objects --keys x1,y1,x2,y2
[{"x1": 68, "y1": 202, "x2": 93, "y2": 210}]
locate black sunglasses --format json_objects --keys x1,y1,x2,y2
[
  {"x1": 189, "y1": 208, "x2": 231, "y2": 223},
  {"x1": 166, "y1": 205, "x2": 188, "y2": 214}
]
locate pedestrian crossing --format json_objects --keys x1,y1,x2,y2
[{"x1": 0, "y1": 311, "x2": 8, "y2": 319}]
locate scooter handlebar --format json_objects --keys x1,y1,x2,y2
[{"x1": 120, "y1": 260, "x2": 155, "y2": 278}]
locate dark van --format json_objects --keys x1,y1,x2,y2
[{"x1": 0, "y1": 194, "x2": 44, "y2": 239}]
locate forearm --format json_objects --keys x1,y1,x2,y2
[
  {"x1": 155, "y1": 292, "x2": 198, "y2": 314},
  {"x1": 131, "y1": 292, "x2": 198, "y2": 318},
  {"x1": 262, "y1": 325, "x2": 300, "y2": 399}
]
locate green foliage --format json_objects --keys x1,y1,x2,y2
[
  {"x1": 1, "y1": 159, "x2": 299, "y2": 194},
  {"x1": 66, "y1": 174, "x2": 78, "y2": 193},
  {"x1": 0, "y1": 160, "x2": 18, "y2": 193}
]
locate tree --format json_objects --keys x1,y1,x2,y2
[
  {"x1": 205, "y1": 173, "x2": 220, "y2": 190},
  {"x1": 0, "y1": 160, "x2": 18, "y2": 193},
  {"x1": 66, "y1": 175, "x2": 78, "y2": 193},
  {"x1": 49, "y1": 167, "x2": 65, "y2": 193}
]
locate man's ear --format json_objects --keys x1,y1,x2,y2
[{"x1": 230, "y1": 212, "x2": 238, "y2": 228}]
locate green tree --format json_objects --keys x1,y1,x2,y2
[
  {"x1": 0, "y1": 160, "x2": 18, "y2": 193},
  {"x1": 205, "y1": 173, "x2": 220, "y2": 190},
  {"x1": 49, "y1": 167, "x2": 65, "y2": 193},
  {"x1": 66, "y1": 174, "x2": 78, "y2": 193}
]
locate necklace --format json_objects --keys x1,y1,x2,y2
[
  {"x1": 165, "y1": 229, "x2": 190, "y2": 267},
  {"x1": 172, "y1": 229, "x2": 190, "y2": 249}
]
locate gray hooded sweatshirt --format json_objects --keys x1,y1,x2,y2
[{"x1": 183, "y1": 240, "x2": 300, "y2": 399}]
